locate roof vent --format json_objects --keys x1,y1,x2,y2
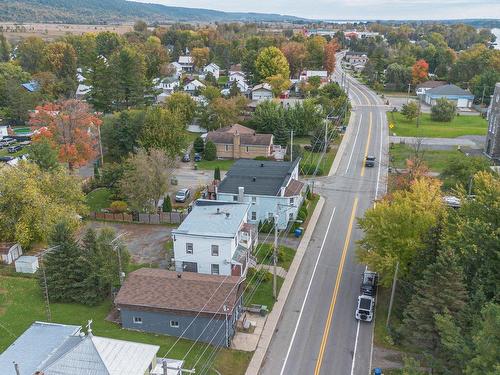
[
  {"x1": 177, "y1": 273, "x2": 182, "y2": 278},
  {"x1": 225, "y1": 212, "x2": 230, "y2": 218},
  {"x1": 216, "y1": 208, "x2": 221, "y2": 214},
  {"x1": 260, "y1": 163, "x2": 264, "y2": 167},
  {"x1": 252, "y1": 177, "x2": 256, "y2": 182}
]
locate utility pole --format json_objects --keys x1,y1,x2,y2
[
  {"x1": 111, "y1": 232, "x2": 127, "y2": 285},
  {"x1": 386, "y1": 261, "x2": 399, "y2": 328},
  {"x1": 324, "y1": 119, "x2": 328, "y2": 152},
  {"x1": 407, "y1": 83, "x2": 411, "y2": 104},
  {"x1": 481, "y1": 86, "x2": 486, "y2": 107},
  {"x1": 416, "y1": 102, "x2": 421, "y2": 129},
  {"x1": 273, "y1": 214, "x2": 278, "y2": 300},
  {"x1": 97, "y1": 124, "x2": 104, "y2": 166},
  {"x1": 13, "y1": 362, "x2": 20, "y2": 375},
  {"x1": 41, "y1": 262, "x2": 52, "y2": 322},
  {"x1": 290, "y1": 130, "x2": 294, "y2": 161}
]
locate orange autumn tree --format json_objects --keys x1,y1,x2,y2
[
  {"x1": 412, "y1": 59, "x2": 429, "y2": 85},
  {"x1": 30, "y1": 100, "x2": 102, "y2": 170},
  {"x1": 324, "y1": 38, "x2": 340, "y2": 75}
]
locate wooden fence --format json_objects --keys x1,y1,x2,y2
[{"x1": 89, "y1": 211, "x2": 187, "y2": 225}]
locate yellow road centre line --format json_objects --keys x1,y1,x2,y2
[
  {"x1": 360, "y1": 112, "x2": 373, "y2": 177},
  {"x1": 314, "y1": 197, "x2": 359, "y2": 375}
]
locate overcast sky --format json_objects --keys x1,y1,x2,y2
[{"x1": 134, "y1": 0, "x2": 500, "y2": 20}]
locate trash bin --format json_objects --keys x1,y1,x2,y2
[
  {"x1": 374, "y1": 368, "x2": 383, "y2": 375},
  {"x1": 294, "y1": 228, "x2": 303, "y2": 238}
]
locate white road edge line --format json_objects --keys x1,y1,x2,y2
[
  {"x1": 279, "y1": 207, "x2": 337, "y2": 375},
  {"x1": 375, "y1": 112, "x2": 384, "y2": 201},
  {"x1": 345, "y1": 114, "x2": 362, "y2": 174}
]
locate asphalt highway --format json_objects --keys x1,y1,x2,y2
[{"x1": 260, "y1": 55, "x2": 389, "y2": 375}]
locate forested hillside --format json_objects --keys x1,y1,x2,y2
[{"x1": 0, "y1": 0, "x2": 304, "y2": 24}]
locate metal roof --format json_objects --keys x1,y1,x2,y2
[
  {"x1": 172, "y1": 200, "x2": 250, "y2": 238},
  {"x1": 0, "y1": 321, "x2": 81, "y2": 375},
  {"x1": 218, "y1": 159, "x2": 300, "y2": 196},
  {"x1": 426, "y1": 84, "x2": 474, "y2": 97}
]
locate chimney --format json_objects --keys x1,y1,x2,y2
[
  {"x1": 233, "y1": 132, "x2": 241, "y2": 159},
  {"x1": 238, "y1": 186, "x2": 244, "y2": 202}
]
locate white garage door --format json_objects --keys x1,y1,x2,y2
[{"x1": 457, "y1": 98, "x2": 468, "y2": 108}]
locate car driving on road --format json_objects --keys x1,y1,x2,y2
[
  {"x1": 365, "y1": 155, "x2": 376, "y2": 167},
  {"x1": 355, "y1": 295, "x2": 375, "y2": 322},
  {"x1": 175, "y1": 188, "x2": 191, "y2": 203}
]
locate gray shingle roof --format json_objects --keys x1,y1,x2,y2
[
  {"x1": 426, "y1": 84, "x2": 474, "y2": 97},
  {"x1": 218, "y1": 159, "x2": 300, "y2": 196},
  {"x1": 172, "y1": 200, "x2": 250, "y2": 238}
]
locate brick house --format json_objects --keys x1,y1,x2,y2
[{"x1": 206, "y1": 124, "x2": 274, "y2": 159}]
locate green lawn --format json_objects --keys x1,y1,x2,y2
[
  {"x1": 374, "y1": 287, "x2": 399, "y2": 350},
  {"x1": 300, "y1": 139, "x2": 339, "y2": 176},
  {"x1": 254, "y1": 244, "x2": 295, "y2": 271},
  {"x1": 85, "y1": 188, "x2": 112, "y2": 212},
  {"x1": 218, "y1": 76, "x2": 229, "y2": 85},
  {"x1": 389, "y1": 144, "x2": 462, "y2": 173},
  {"x1": 388, "y1": 112, "x2": 488, "y2": 138},
  {"x1": 0, "y1": 275, "x2": 251, "y2": 374},
  {"x1": 244, "y1": 272, "x2": 284, "y2": 311},
  {"x1": 196, "y1": 159, "x2": 235, "y2": 171}
]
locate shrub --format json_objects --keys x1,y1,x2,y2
[
  {"x1": 162, "y1": 195, "x2": 172, "y2": 212},
  {"x1": 258, "y1": 219, "x2": 275, "y2": 233},
  {"x1": 110, "y1": 201, "x2": 128, "y2": 213},
  {"x1": 401, "y1": 101, "x2": 419, "y2": 121},
  {"x1": 254, "y1": 156, "x2": 269, "y2": 161},
  {"x1": 204, "y1": 140, "x2": 217, "y2": 161},
  {"x1": 214, "y1": 166, "x2": 221, "y2": 181},
  {"x1": 193, "y1": 136, "x2": 204, "y2": 153},
  {"x1": 431, "y1": 98, "x2": 456, "y2": 122}
]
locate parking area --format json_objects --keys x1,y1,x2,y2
[{"x1": 84, "y1": 221, "x2": 172, "y2": 265}]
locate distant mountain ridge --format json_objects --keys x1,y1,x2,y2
[{"x1": 0, "y1": 0, "x2": 307, "y2": 24}]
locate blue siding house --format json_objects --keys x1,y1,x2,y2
[
  {"x1": 216, "y1": 159, "x2": 305, "y2": 230},
  {"x1": 424, "y1": 84, "x2": 475, "y2": 108},
  {"x1": 115, "y1": 268, "x2": 243, "y2": 347}
]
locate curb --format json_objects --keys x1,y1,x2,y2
[{"x1": 245, "y1": 196, "x2": 326, "y2": 375}]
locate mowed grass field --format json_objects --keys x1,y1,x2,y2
[
  {"x1": 389, "y1": 144, "x2": 464, "y2": 173},
  {"x1": 0, "y1": 275, "x2": 252, "y2": 374},
  {"x1": 388, "y1": 112, "x2": 488, "y2": 138}
]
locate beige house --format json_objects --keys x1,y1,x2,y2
[{"x1": 206, "y1": 124, "x2": 274, "y2": 159}]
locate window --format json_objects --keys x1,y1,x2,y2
[
  {"x1": 251, "y1": 196, "x2": 256, "y2": 203},
  {"x1": 133, "y1": 316, "x2": 142, "y2": 324},
  {"x1": 268, "y1": 212, "x2": 274, "y2": 219},
  {"x1": 246, "y1": 146, "x2": 249, "y2": 153},
  {"x1": 211, "y1": 264, "x2": 220, "y2": 275},
  {"x1": 211, "y1": 245, "x2": 219, "y2": 256},
  {"x1": 225, "y1": 144, "x2": 229, "y2": 151},
  {"x1": 251, "y1": 211, "x2": 257, "y2": 221},
  {"x1": 186, "y1": 243, "x2": 193, "y2": 254},
  {"x1": 233, "y1": 195, "x2": 238, "y2": 201},
  {"x1": 170, "y1": 320, "x2": 179, "y2": 328},
  {"x1": 289, "y1": 198, "x2": 294, "y2": 205}
]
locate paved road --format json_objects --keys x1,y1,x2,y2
[{"x1": 260, "y1": 54, "x2": 389, "y2": 375}]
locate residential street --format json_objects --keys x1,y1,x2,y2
[{"x1": 260, "y1": 55, "x2": 389, "y2": 375}]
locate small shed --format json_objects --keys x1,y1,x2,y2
[
  {"x1": 0, "y1": 242, "x2": 23, "y2": 265},
  {"x1": 15, "y1": 256, "x2": 39, "y2": 274}
]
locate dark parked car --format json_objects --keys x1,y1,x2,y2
[
  {"x1": 194, "y1": 153, "x2": 202, "y2": 162},
  {"x1": 8, "y1": 145, "x2": 23, "y2": 153},
  {"x1": 182, "y1": 153, "x2": 191, "y2": 162},
  {"x1": 365, "y1": 155, "x2": 376, "y2": 167},
  {"x1": 175, "y1": 188, "x2": 191, "y2": 203},
  {"x1": 360, "y1": 270, "x2": 378, "y2": 297}
]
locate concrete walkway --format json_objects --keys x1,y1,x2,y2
[
  {"x1": 231, "y1": 313, "x2": 267, "y2": 352},
  {"x1": 390, "y1": 136, "x2": 483, "y2": 150},
  {"x1": 256, "y1": 264, "x2": 288, "y2": 278},
  {"x1": 245, "y1": 196, "x2": 325, "y2": 375}
]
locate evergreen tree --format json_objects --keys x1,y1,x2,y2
[
  {"x1": 214, "y1": 166, "x2": 221, "y2": 181},
  {"x1": 273, "y1": 118, "x2": 288, "y2": 147},
  {"x1": 193, "y1": 136, "x2": 205, "y2": 153},
  {"x1": 402, "y1": 248, "x2": 468, "y2": 371},
  {"x1": 162, "y1": 195, "x2": 172, "y2": 212},
  {"x1": 204, "y1": 140, "x2": 217, "y2": 161},
  {"x1": 229, "y1": 80, "x2": 240, "y2": 97},
  {"x1": 87, "y1": 56, "x2": 114, "y2": 112},
  {"x1": 42, "y1": 222, "x2": 85, "y2": 303},
  {"x1": 0, "y1": 33, "x2": 11, "y2": 62}
]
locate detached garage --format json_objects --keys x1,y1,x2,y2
[{"x1": 424, "y1": 84, "x2": 475, "y2": 108}]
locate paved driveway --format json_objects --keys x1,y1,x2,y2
[{"x1": 85, "y1": 222, "x2": 172, "y2": 265}]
